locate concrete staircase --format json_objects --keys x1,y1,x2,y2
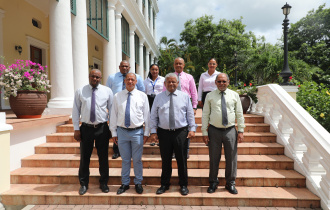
[{"x1": 0, "y1": 112, "x2": 320, "y2": 207}]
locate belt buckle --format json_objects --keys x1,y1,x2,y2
[
  {"x1": 93, "y1": 124, "x2": 98, "y2": 128},
  {"x1": 169, "y1": 128, "x2": 175, "y2": 131}
]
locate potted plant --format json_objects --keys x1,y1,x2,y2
[
  {"x1": 230, "y1": 82, "x2": 258, "y2": 114},
  {"x1": 0, "y1": 59, "x2": 51, "y2": 118}
]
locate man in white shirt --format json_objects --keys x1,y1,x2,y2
[
  {"x1": 110, "y1": 73, "x2": 150, "y2": 195},
  {"x1": 72, "y1": 69, "x2": 113, "y2": 195}
]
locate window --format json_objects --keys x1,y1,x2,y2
[
  {"x1": 143, "y1": 46, "x2": 146, "y2": 71},
  {"x1": 70, "y1": 0, "x2": 76, "y2": 15},
  {"x1": 122, "y1": 16, "x2": 130, "y2": 56},
  {"x1": 148, "y1": 0, "x2": 151, "y2": 19},
  {"x1": 87, "y1": 0, "x2": 109, "y2": 40},
  {"x1": 142, "y1": 0, "x2": 145, "y2": 15},
  {"x1": 135, "y1": 34, "x2": 140, "y2": 64}
]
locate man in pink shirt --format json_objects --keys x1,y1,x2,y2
[{"x1": 163, "y1": 57, "x2": 198, "y2": 158}]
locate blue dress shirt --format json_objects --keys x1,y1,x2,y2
[
  {"x1": 105, "y1": 72, "x2": 145, "y2": 94},
  {"x1": 150, "y1": 90, "x2": 197, "y2": 133}
]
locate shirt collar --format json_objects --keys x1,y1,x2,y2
[
  {"x1": 147, "y1": 76, "x2": 159, "y2": 82},
  {"x1": 124, "y1": 88, "x2": 136, "y2": 95},
  {"x1": 216, "y1": 88, "x2": 228, "y2": 95},
  {"x1": 89, "y1": 84, "x2": 99, "y2": 90},
  {"x1": 175, "y1": 71, "x2": 184, "y2": 76},
  {"x1": 165, "y1": 89, "x2": 178, "y2": 96}
]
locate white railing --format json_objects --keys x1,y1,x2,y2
[{"x1": 250, "y1": 84, "x2": 330, "y2": 210}]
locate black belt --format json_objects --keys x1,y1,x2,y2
[
  {"x1": 159, "y1": 126, "x2": 188, "y2": 132},
  {"x1": 209, "y1": 124, "x2": 235, "y2": 131},
  {"x1": 82, "y1": 122, "x2": 107, "y2": 128},
  {"x1": 120, "y1": 125, "x2": 143, "y2": 131}
]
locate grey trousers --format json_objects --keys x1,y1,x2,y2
[{"x1": 208, "y1": 124, "x2": 237, "y2": 185}]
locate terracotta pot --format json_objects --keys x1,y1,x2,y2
[
  {"x1": 9, "y1": 90, "x2": 47, "y2": 118},
  {"x1": 239, "y1": 95, "x2": 251, "y2": 114}
]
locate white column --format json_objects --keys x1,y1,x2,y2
[
  {"x1": 137, "y1": 0, "x2": 142, "y2": 13},
  {"x1": 151, "y1": 53, "x2": 155, "y2": 65},
  {"x1": 144, "y1": 0, "x2": 149, "y2": 27},
  {"x1": 153, "y1": 14, "x2": 157, "y2": 41},
  {"x1": 47, "y1": 0, "x2": 74, "y2": 109},
  {"x1": 129, "y1": 25, "x2": 136, "y2": 73},
  {"x1": 103, "y1": 0, "x2": 118, "y2": 84},
  {"x1": 145, "y1": 47, "x2": 150, "y2": 79},
  {"x1": 138, "y1": 38, "x2": 145, "y2": 79},
  {"x1": 71, "y1": 0, "x2": 89, "y2": 91},
  {"x1": 149, "y1": 6, "x2": 153, "y2": 35},
  {"x1": 115, "y1": 4, "x2": 124, "y2": 69}
]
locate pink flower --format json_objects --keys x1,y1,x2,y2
[
  {"x1": 298, "y1": 85, "x2": 301, "y2": 88},
  {"x1": 289, "y1": 76, "x2": 293, "y2": 80},
  {"x1": 249, "y1": 83, "x2": 252, "y2": 86},
  {"x1": 244, "y1": 83, "x2": 246, "y2": 87},
  {"x1": 24, "y1": 72, "x2": 31, "y2": 78}
]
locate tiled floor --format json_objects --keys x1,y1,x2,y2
[{"x1": 24, "y1": 205, "x2": 321, "y2": 210}]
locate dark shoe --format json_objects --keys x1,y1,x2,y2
[
  {"x1": 172, "y1": 153, "x2": 175, "y2": 159},
  {"x1": 156, "y1": 143, "x2": 159, "y2": 146},
  {"x1": 79, "y1": 185, "x2": 88, "y2": 195},
  {"x1": 100, "y1": 184, "x2": 109, "y2": 193},
  {"x1": 225, "y1": 184, "x2": 238, "y2": 194},
  {"x1": 150, "y1": 142, "x2": 155, "y2": 146},
  {"x1": 135, "y1": 184, "x2": 143, "y2": 194},
  {"x1": 207, "y1": 183, "x2": 218, "y2": 193},
  {"x1": 117, "y1": 184, "x2": 129, "y2": 194},
  {"x1": 187, "y1": 154, "x2": 190, "y2": 159},
  {"x1": 180, "y1": 186, "x2": 189, "y2": 195},
  {"x1": 112, "y1": 153, "x2": 120, "y2": 159},
  {"x1": 156, "y1": 185, "x2": 169, "y2": 194}
]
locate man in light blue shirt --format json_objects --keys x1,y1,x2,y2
[
  {"x1": 149, "y1": 73, "x2": 196, "y2": 196},
  {"x1": 105, "y1": 60, "x2": 145, "y2": 159}
]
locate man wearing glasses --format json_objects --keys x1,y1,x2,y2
[
  {"x1": 106, "y1": 60, "x2": 145, "y2": 159},
  {"x1": 72, "y1": 69, "x2": 113, "y2": 195},
  {"x1": 201, "y1": 73, "x2": 245, "y2": 194}
]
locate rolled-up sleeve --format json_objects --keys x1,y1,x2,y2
[
  {"x1": 186, "y1": 95, "x2": 197, "y2": 132},
  {"x1": 235, "y1": 94, "x2": 245, "y2": 132}
]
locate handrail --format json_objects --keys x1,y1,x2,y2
[{"x1": 250, "y1": 84, "x2": 330, "y2": 210}]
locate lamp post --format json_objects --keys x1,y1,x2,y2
[
  {"x1": 234, "y1": 50, "x2": 238, "y2": 87},
  {"x1": 280, "y1": 2, "x2": 292, "y2": 85}
]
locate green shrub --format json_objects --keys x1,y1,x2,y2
[{"x1": 297, "y1": 81, "x2": 330, "y2": 132}]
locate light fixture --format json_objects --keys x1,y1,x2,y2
[
  {"x1": 15, "y1": 45, "x2": 22, "y2": 55},
  {"x1": 279, "y1": 2, "x2": 293, "y2": 85},
  {"x1": 282, "y1": 2, "x2": 292, "y2": 16}
]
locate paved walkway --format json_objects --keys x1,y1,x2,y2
[{"x1": 23, "y1": 205, "x2": 321, "y2": 210}]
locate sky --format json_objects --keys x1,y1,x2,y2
[{"x1": 156, "y1": 0, "x2": 330, "y2": 45}]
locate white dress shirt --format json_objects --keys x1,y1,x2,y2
[
  {"x1": 143, "y1": 76, "x2": 165, "y2": 95},
  {"x1": 110, "y1": 88, "x2": 150, "y2": 137},
  {"x1": 72, "y1": 84, "x2": 113, "y2": 130},
  {"x1": 197, "y1": 70, "x2": 220, "y2": 101}
]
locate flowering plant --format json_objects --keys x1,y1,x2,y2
[
  {"x1": 0, "y1": 60, "x2": 51, "y2": 99},
  {"x1": 234, "y1": 82, "x2": 258, "y2": 104}
]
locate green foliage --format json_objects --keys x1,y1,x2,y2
[
  {"x1": 288, "y1": 4, "x2": 330, "y2": 84},
  {"x1": 297, "y1": 81, "x2": 330, "y2": 132}
]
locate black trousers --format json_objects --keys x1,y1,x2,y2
[
  {"x1": 147, "y1": 94, "x2": 156, "y2": 111},
  {"x1": 79, "y1": 122, "x2": 111, "y2": 187},
  {"x1": 202, "y1": 91, "x2": 211, "y2": 106},
  {"x1": 158, "y1": 127, "x2": 189, "y2": 187},
  {"x1": 113, "y1": 142, "x2": 120, "y2": 154},
  {"x1": 208, "y1": 125, "x2": 237, "y2": 185}
]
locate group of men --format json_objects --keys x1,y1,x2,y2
[{"x1": 72, "y1": 57, "x2": 245, "y2": 196}]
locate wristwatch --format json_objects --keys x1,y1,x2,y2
[{"x1": 193, "y1": 108, "x2": 197, "y2": 110}]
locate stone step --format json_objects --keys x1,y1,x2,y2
[
  {"x1": 56, "y1": 123, "x2": 271, "y2": 133},
  {"x1": 0, "y1": 184, "x2": 320, "y2": 208},
  {"x1": 21, "y1": 154, "x2": 294, "y2": 169},
  {"x1": 10, "y1": 168, "x2": 306, "y2": 187},
  {"x1": 46, "y1": 132, "x2": 277, "y2": 143},
  {"x1": 35, "y1": 142, "x2": 284, "y2": 155}
]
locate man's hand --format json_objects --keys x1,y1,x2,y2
[
  {"x1": 203, "y1": 136, "x2": 209, "y2": 145},
  {"x1": 74, "y1": 130, "x2": 81, "y2": 142},
  {"x1": 193, "y1": 109, "x2": 197, "y2": 116},
  {"x1": 143, "y1": 136, "x2": 148, "y2": 144},
  {"x1": 148, "y1": 133, "x2": 158, "y2": 143},
  {"x1": 187, "y1": 131, "x2": 195, "y2": 139},
  {"x1": 111, "y1": 137, "x2": 118, "y2": 145},
  {"x1": 198, "y1": 101, "x2": 203, "y2": 108},
  {"x1": 237, "y1": 132, "x2": 244, "y2": 143}
]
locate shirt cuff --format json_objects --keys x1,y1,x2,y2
[
  {"x1": 151, "y1": 128, "x2": 157, "y2": 134},
  {"x1": 111, "y1": 130, "x2": 117, "y2": 137}
]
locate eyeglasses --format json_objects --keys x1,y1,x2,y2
[
  {"x1": 216, "y1": 80, "x2": 227, "y2": 84},
  {"x1": 90, "y1": 75, "x2": 101, "y2": 79},
  {"x1": 120, "y1": 65, "x2": 130, "y2": 68}
]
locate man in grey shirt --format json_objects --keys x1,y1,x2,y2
[
  {"x1": 149, "y1": 73, "x2": 196, "y2": 196},
  {"x1": 72, "y1": 69, "x2": 113, "y2": 195}
]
